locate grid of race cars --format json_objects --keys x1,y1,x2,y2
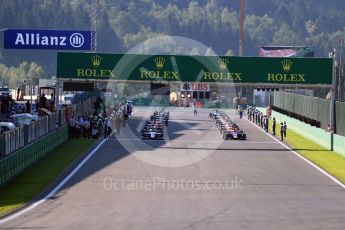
[
  {"x1": 139, "y1": 109, "x2": 246, "y2": 141},
  {"x1": 140, "y1": 110, "x2": 169, "y2": 140},
  {"x1": 209, "y1": 111, "x2": 246, "y2": 140}
]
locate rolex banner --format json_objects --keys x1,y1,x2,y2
[{"x1": 57, "y1": 52, "x2": 332, "y2": 85}]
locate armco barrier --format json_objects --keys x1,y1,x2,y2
[
  {"x1": 0, "y1": 125, "x2": 68, "y2": 187},
  {"x1": 259, "y1": 108, "x2": 345, "y2": 157}
]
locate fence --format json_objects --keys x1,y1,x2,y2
[
  {"x1": 0, "y1": 90, "x2": 99, "y2": 158},
  {"x1": 259, "y1": 108, "x2": 345, "y2": 157},
  {"x1": 0, "y1": 125, "x2": 68, "y2": 187},
  {"x1": 0, "y1": 107, "x2": 68, "y2": 157},
  {"x1": 0, "y1": 92, "x2": 101, "y2": 186},
  {"x1": 273, "y1": 91, "x2": 345, "y2": 136}
]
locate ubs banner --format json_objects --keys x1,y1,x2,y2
[
  {"x1": 57, "y1": 52, "x2": 332, "y2": 85},
  {"x1": 181, "y1": 83, "x2": 210, "y2": 92},
  {"x1": 4, "y1": 29, "x2": 91, "y2": 50}
]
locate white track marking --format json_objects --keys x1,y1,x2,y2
[
  {"x1": 245, "y1": 117, "x2": 345, "y2": 189},
  {"x1": 112, "y1": 138, "x2": 276, "y2": 144}
]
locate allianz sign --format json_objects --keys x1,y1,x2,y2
[{"x1": 4, "y1": 29, "x2": 91, "y2": 50}]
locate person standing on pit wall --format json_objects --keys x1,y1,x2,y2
[
  {"x1": 280, "y1": 122, "x2": 284, "y2": 141},
  {"x1": 272, "y1": 117, "x2": 276, "y2": 136},
  {"x1": 256, "y1": 111, "x2": 260, "y2": 125},
  {"x1": 326, "y1": 124, "x2": 334, "y2": 133},
  {"x1": 283, "y1": 122, "x2": 287, "y2": 138},
  {"x1": 264, "y1": 115, "x2": 269, "y2": 132}
]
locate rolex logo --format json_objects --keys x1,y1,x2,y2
[
  {"x1": 91, "y1": 55, "x2": 102, "y2": 68},
  {"x1": 281, "y1": 59, "x2": 293, "y2": 72},
  {"x1": 154, "y1": 57, "x2": 165, "y2": 69},
  {"x1": 218, "y1": 58, "x2": 229, "y2": 70}
]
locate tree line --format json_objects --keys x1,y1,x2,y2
[{"x1": 0, "y1": 0, "x2": 344, "y2": 86}]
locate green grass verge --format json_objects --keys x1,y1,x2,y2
[
  {"x1": 0, "y1": 139, "x2": 95, "y2": 216},
  {"x1": 265, "y1": 120, "x2": 345, "y2": 184}
]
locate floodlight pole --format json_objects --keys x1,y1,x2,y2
[
  {"x1": 340, "y1": 39, "x2": 344, "y2": 101},
  {"x1": 55, "y1": 78, "x2": 60, "y2": 113},
  {"x1": 239, "y1": 0, "x2": 244, "y2": 56},
  {"x1": 238, "y1": 0, "x2": 244, "y2": 108},
  {"x1": 329, "y1": 49, "x2": 336, "y2": 151},
  {"x1": 91, "y1": 0, "x2": 97, "y2": 52}
]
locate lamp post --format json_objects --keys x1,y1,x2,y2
[
  {"x1": 239, "y1": 0, "x2": 244, "y2": 56},
  {"x1": 28, "y1": 73, "x2": 34, "y2": 115},
  {"x1": 339, "y1": 39, "x2": 344, "y2": 101},
  {"x1": 328, "y1": 49, "x2": 337, "y2": 151}
]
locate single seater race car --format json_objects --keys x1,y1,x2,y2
[
  {"x1": 223, "y1": 128, "x2": 246, "y2": 140},
  {"x1": 141, "y1": 129, "x2": 164, "y2": 140}
]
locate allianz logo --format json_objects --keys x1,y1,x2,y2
[{"x1": 14, "y1": 33, "x2": 84, "y2": 48}]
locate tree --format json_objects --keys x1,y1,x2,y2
[{"x1": 272, "y1": 23, "x2": 300, "y2": 46}]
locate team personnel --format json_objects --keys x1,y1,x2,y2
[
  {"x1": 264, "y1": 115, "x2": 269, "y2": 132},
  {"x1": 280, "y1": 122, "x2": 284, "y2": 141},
  {"x1": 272, "y1": 117, "x2": 276, "y2": 136},
  {"x1": 283, "y1": 122, "x2": 287, "y2": 138},
  {"x1": 194, "y1": 108, "x2": 198, "y2": 116}
]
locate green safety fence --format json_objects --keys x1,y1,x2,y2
[
  {"x1": 273, "y1": 91, "x2": 345, "y2": 136},
  {"x1": 335, "y1": 101, "x2": 345, "y2": 137},
  {"x1": 0, "y1": 125, "x2": 69, "y2": 187},
  {"x1": 259, "y1": 108, "x2": 345, "y2": 157}
]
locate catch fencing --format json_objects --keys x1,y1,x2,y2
[{"x1": 273, "y1": 91, "x2": 345, "y2": 136}]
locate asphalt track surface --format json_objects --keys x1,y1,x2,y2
[{"x1": 1, "y1": 107, "x2": 345, "y2": 230}]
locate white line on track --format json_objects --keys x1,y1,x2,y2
[
  {"x1": 245, "y1": 117, "x2": 345, "y2": 189},
  {"x1": 112, "y1": 138, "x2": 276, "y2": 144},
  {"x1": 0, "y1": 138, "x2": 108, "y2": 224}
]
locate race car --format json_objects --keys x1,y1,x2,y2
[
  {"x1": 223, "y1": 129, "x2": 246, "y2": 140},
  {"x1": 141, "y1": 129, "x2": 164, "y2": 140}
]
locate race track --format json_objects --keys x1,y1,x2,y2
[{"x1": 1, "y1": 107, "x2": 345, "y2": 230}]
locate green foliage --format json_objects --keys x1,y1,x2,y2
[
  {"x1": 0, "y1": 0, "x2": 345, "y2": 75},
  {"x1": 0, "y1": 62, "x2": 44, "y2": 88}
]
